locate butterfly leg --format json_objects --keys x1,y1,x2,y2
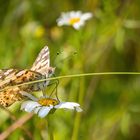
[
  {"x1": 42, "y1": 89, "x2": 46, "y2": 97},
  {"x1": 49, "y1": 74, "x2": 59, "y2": 101},
  {"x1": 48, "y1": 79, "x2": 59, "y2": 101}
]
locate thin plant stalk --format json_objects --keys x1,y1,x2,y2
[
  {"x1": 71, "y1": 77, "x2": 85, "y2": 140},
  {"x1": 47, "y1": 116, "x2": 54, "y2": 140},
  {"x1": 1, "y1": 72, "x2": 140, "y2": 91}
]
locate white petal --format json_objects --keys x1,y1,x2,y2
[
  {"x1": 75, "y1": 106, "x2": 83, "y2": 112},
  {"x1": 21, "y1": 101, "x2": 40, "y2": 113},
  {"x1": 81, "y1": 13, "x2": 93, "y2": 20},
  {"x1": 38, "y1": 106, "x2": 53, "y2": 118},
  {"x1": 74, "y1": 11, "x2": 82, "y2": 17},
  {"x1": 57, "y1": 12, "x2": 70, "y2": 26},
  {"x1": 34, "y1": 106, "x2": 41, "y2": 114},
  {"x1": 57, "y1": 18, "x2": 69, "y2": 26},
  {"x1": 70, "y1": 11, "x2": 76, "y2": 17},
  {"x1": 73, "y1": 21, "x2": 84, "y2": 29},
  {"x1": 73, "y1": 23, "x2": 81, "y2": 30},
  {"x1": 54, "y1": 102, "x2": 83, "y2": 112}
]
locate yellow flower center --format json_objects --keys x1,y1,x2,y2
[
  {"x1": 38, "y1": 98, "x2": 59, "y2": 106},
  {"x1": 69, "y1": 17, "x2": 80, "y2": 25}
]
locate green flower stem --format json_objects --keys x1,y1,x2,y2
[
  {"x1": 47, "y1": 116, "x2": 54, "y2": 140},
  {"x1": 71, "y1": 77, "x2": 85, "y2": 140}
]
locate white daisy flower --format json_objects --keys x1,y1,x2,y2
[
  {"x1": 21, "y1": 96, "x2": 82, "y2": 118},
  {"x1": 57, "y1": 11, "x2": 93, "y2": 30}
]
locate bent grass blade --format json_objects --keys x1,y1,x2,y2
[{"x1": 0, "y1": 72, "x2": 140, "y2": 92}]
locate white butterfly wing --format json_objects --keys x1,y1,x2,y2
[{"x1": 31, "y1": 46, "x2": 50, "y2": 75}]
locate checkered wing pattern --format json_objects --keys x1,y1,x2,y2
[
  {"x1": 0, "y1": 69, "x2": 18, "y2": 89},
  {"x1": 0, "y1": 68, "x2": 45, "y2": 107},
  {"x1": 0, "y1": 69, "x2": 22, "y2": 107},
  {"x1": 31, "y1": 46, "x2": 50, "y2": 76}
]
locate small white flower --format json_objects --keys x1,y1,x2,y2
[
  {"x1": 21, "y1": 96, "x2": 82, "y2": 118},
  {"x1": 57, "y1": 11, "x2": 93, "y2": 30}
]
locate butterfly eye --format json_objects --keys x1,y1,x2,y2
[
  {"x1": 48, "y1": 69, "x2": 52, "y2": 74},
  {"x1": 48, "y1": 67, "x2": 55, "y2": 75}
]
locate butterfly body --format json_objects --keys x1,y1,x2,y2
[
  {"x1": 0, "y1": 46, "x2": 55, "y2": 107},
  {"x1": 9, "y1": 69, "x2": 46, "y2": 92}
]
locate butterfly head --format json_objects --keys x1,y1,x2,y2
[{"x1": 47, "y1": 67, "x2": 55, "y2": 77}]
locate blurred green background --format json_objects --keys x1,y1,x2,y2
[{"x1": 0, "y1": 0, "x2": 140, "y2": 140}]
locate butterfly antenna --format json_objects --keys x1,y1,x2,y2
[{"x1": 53, "y1": 51, "x2": 77, "y2": 67}]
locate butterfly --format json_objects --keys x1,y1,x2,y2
[{"x1": 0, "y1": 46, "x2": 55, "y2": 107}]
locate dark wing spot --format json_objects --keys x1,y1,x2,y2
[
  {"x1": 6, "y1": 103, "x2": 9, "y2": 107},
  {"x1": 22, "y1": 77, "x2": 27, "y2": 82},
  {"x1": 25, "y1": 71, "x2": 29, "y2": 74}
]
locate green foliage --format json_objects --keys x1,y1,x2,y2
[{"x1": 0, "y1": 0, "x2": 140, "y2": 140}]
